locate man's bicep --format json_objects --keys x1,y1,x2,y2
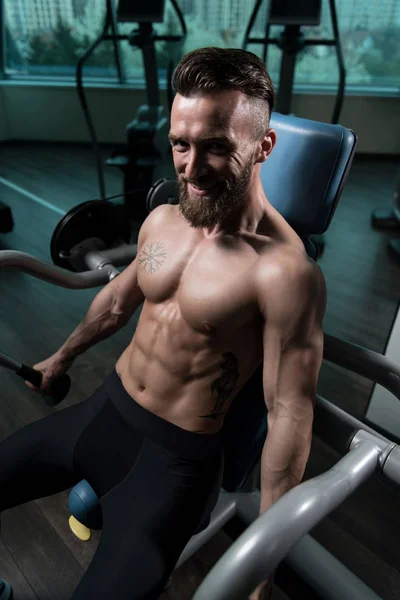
[
  {"x1": 110, "y1": 257, "x2": 144, "y2": 318},
  {"x1": 262, "y1": 329, "x2": 322, "y2": 412},
  {"x1": 260, "y1": 257, "x2": 326, "y2": 414},
  {"x1": 276, "y1": 342, "x2": 322, "y2": 411}
]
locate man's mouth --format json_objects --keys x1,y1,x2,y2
[{"x1": 188, "y1": 182, "x2": 218, "y2": 195}]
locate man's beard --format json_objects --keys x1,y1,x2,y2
[{"x1": 178, "y1": 158, "x2": 254, "y2": 229}]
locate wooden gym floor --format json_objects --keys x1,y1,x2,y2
[{"x1": 0, "y1": 142, "x2": 399, "y2": 599}]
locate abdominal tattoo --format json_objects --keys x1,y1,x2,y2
[
  {"x1": 199, "y1": 353, "x2": 240, "y2": 420},
  {"x1": 138, "y1": 242, "x2": 167, "y2": 274}
]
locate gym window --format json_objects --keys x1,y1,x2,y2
[{"x1": 1, "y1": 0, "x2": 400, "y2": 95}]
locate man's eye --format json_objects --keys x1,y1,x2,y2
[
  {"x1": 208, "y1": 143, "x2": 227, "y2": 153},
  {"x1": 172, "y1": 140, "x2": 187, "y2": 150}
]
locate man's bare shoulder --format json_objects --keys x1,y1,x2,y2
[
  {"x1": 139, "y1": 203, "x2": 177, "y2": 244},
  {"x1": 256, "y1": 241, "x2": 313, "y2": 276},
  {"x1": 254, "y1": 241, "x2": 326, "y2": 312},
  {"x1": 146, "y1": 203, "x2": 176, "y2": 226}
]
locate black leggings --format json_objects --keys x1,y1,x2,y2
[{"x1": 0, "y1": 369, "x2": 223, "y2": 599}]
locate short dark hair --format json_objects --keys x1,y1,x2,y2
[{"x1": 172, "y1": 47, "x2": 275, "y2": 139}]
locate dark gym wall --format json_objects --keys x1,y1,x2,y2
[{"x1": 0, "y1": 84, "x2": 399, "y2": 155}]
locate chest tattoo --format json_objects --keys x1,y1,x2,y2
[{"x1": 138, "y1": 242, "x2": 167, "y2": 274}]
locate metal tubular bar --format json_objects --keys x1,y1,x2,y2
[
  {"x1": 350, "y1": 430, "x2": 400, "y2": 485},
  {"x1": 83, "y1": 244, "x2": 137, "y2": 269},
  {"x1": 193, "y1": 441, "x2": 380, "y2": 600},
  {"x1": 350, "y1": 430, "x2": 395, "y2": 456},
  {"x1": 0, "y1": 251, "x2": 113, "y2": 289},
  {"x1": 235, "y1": 491, "x2": 383, "y2": 600},
  {"x1": 90, "y1": 244, "x2": 137, "y2": 265},
  {"x1": 285, "y1": 535, "x2": 382, "y2": 600},
  {"x1": 82, "y1": 243, "x2": 137, "y2": 272},
  {"x1": 313, "y1": 394, "x2": 392, "y2": 455},
  {"x1": 323, "y1": 333, "x2": 400, "y2": 400},
  {"x1": 83, "y1": 252, "x2": 121, "y2": 280}
]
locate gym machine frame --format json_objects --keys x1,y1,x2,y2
[{"x1": 1, "y1": 244, "x2": 400, "y2": 600}]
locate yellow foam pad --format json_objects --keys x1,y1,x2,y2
[{"x1": 69, "y1": 515, "x2": 92, "y2": 541}]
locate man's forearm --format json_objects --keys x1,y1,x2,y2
[
  {"x1": 259, "y1": 414, "x2": 312, "y2": 514},
  {"x1": 249, "y1": 474, "x2": 301, "y2": 600},
  {"x1": 57, "y1": 287, "x2": 127, "y2": 363},
  {"x1": 259, "y1": 471, "x2": 300, "y2": 515}
]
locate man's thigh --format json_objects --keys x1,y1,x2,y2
[
  {"x1": 0, "y1": 384, "x2": 108, "y2": 511},
  {"x1": 71, "y1": 437, "x2": 223, "y2": 599}
]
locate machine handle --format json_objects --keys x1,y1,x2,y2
[
  {"x1": 0, "y1": 250, "x2": 119, "y2": 289},
  {"x1": 193, "y1": 441, "x2": 381, "y2": 600},
  {"x1": 17, "y1": 364, "x2": 71, "y2": 406},
  {"x1": 0, "y1": 351, "x2": 71, "y2": 407}
]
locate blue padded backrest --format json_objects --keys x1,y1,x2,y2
[
  {"x1": 262, "y1": 112, "x2": 357, "y2": 236},
  {"x1": 221, "y1": 113, "x2": 357, "y2": 493}
]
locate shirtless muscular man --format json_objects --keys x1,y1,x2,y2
[{"x1": 0, "y1": 47, "x2": 326, "y2": 600}]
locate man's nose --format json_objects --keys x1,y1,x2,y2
[{"x1": 184, "y1": 148, "x2": 207, "y2": 181}]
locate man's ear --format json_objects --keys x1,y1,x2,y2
[{"x1": 255, "y1": 129, "x2": 277, "y2": 164}]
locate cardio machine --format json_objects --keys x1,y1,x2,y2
[
  {"x1": 2, "y1": 112, "x2": 400, "y2": 599},
  {"x1": 243, "y1": 0, "x2": 346, "y2": 124},
  {"x1": 76, "y1": 0, "x2": 186, "y2": 223}
]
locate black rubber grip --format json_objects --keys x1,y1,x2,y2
[
  {"x1": 17, "y1": 364, "x2": 71, "y2": 406},
  {"x1": 18, "y1": 364, "x2": 42, "y2": 387},
  {"x1": 45, "y1": 373, "x2": 71, "y2": 406}
]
